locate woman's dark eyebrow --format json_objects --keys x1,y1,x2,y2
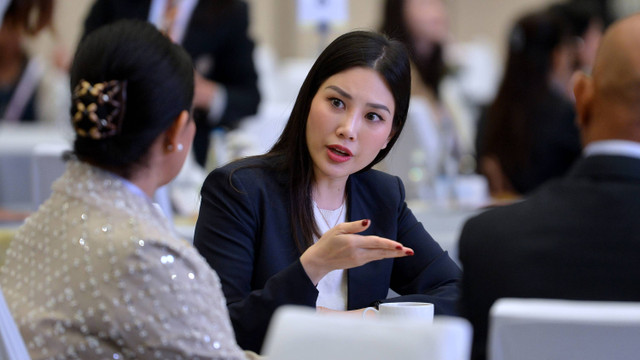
[
  {"x1": 326, "y1": 85, "x2": 352, "y2": 99},
  {"x1": 325, "y1": 85, "x2": 391, "y2": 114},
  {"x1": 368, "y1": 103, "x2": 391, "y2": 114}
]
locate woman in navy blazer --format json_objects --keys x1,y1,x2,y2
[{"x1": 194, "y1": 31, "x2": 462, "y2": 352}]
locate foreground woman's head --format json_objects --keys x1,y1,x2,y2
[
  {"x1": 70, "y1": 20, "x2": 194, "y2": 180},
  {"x1": 272, "y1": 30, "x2": 411, "y2": 173}
]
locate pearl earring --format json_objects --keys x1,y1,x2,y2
[{"x1": 167, "y1": 143, "x2": 184, "y2": 152}]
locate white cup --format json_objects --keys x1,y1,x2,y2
[{"x1": 362, "y1": 302, "x2": 434, "y2": 323}]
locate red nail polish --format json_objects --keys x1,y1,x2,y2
[
  {"x1": 405, "y1": 250, "x2": 414, "y2": 256},
  {"x1": 395, "y1": 245, "x2": 402, "y2": 250},
  {"x1": 362, "y1": 219, "x2": 369, "y2": 226}
]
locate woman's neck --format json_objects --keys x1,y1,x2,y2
[
  {"x1": 312, "y1": 177, "x2": 347, "y2": 210},
  {"x1": 84, "y1": 159, "x2": 159, "y2": 199}
]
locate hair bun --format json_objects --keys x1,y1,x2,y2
[{"x1": 72, "y1": 79, "x2": 127, "y2": 140}]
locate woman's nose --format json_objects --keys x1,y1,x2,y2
[{"x1": 337, "y1": 113, "x2": 358, "y2": 141}]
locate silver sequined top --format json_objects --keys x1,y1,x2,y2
[{"x1": 0, "y1": 161, "x2": 247, "y2": 360}]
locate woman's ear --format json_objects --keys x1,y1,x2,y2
[
  {"x1": 573, "y1": 71, "x2": 594, "y2": 130},
  {"x1": 164, "y1": 110, "x2": 190, "y2": 153}
]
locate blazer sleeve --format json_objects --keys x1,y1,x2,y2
[
  {"x1": 386, "y1": 177, "x2": 462, "y2": 315},
  {"x1": 194, "y1": 167, "x2": 318, "y2": 352}
]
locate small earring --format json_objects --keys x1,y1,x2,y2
[{"x1": 176, "y1": 143, "x2": 184, "y2": 152}]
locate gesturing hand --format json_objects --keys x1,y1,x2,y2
[{"x1": 300, "y1": 219, "x2": 414, "y2": 285}]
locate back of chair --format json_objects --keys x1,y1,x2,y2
[
  {"x1": 262, "y1": 305, "x2": 472, "y2": 360},
  {"x1": 489, "y1": 298, "x2": 640, "y2": 360},
  {"x1": 0, "y1": 287, "x2": 31, "y2": 360}
]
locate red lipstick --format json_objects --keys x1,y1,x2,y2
[{"x1": 326, "y1": 144, "x2": 353, "y2": 163}]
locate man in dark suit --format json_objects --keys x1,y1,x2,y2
[
  {"x1": 83, "y1": 0, "x2": 260, "y2": 167},
  {"x1": 459, "y1": 13, "x2": 640, "y2": 360}
]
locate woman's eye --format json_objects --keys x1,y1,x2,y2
[
  {"x1": 366, "y1": 112, "x2": 383, "y2": 122},
  {"x1": 330, "y1": 98, "x2": 344, "y2": 108}
]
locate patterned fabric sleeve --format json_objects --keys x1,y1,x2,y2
[{"x1": 112, "y1": 239, "x2": 248, "y2": 359}]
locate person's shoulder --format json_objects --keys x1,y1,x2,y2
[
  {"x1": 213, "y1": 156, "x2": 271, "y2": 176},
  {"x1": 462, "y1": 183, "x2": 558, "y2": 237},
  {"x1": 458, "y1": 201, "x2": 523, "y2": 257},
  {"x1": 207, "y1": 156, "x2": 281, "y2": 189},
  {"x1": 464, "y1": 202, "x2": 521, "y2": 229},
  {"x1": 352, "y1": 168, "x2": 401, "y2": 188},
  {"x1": 350, "y1": 169, "x2": 406, "y2": 203}
]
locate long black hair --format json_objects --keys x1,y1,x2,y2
[
  {"x1": 482, "y1": 10, "x2": 572, "y2": 184},
  {"x1": 263, "y1": 30, "x2": 411, "y2": 251},
  {"x1": 69, "y1": 20, "x2": 194, "y2": 178}
]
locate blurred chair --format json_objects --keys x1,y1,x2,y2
[
  {"x1": 0, "y1": 287, "x2": 30, "y2": 360},
  {"x1": 262, "y1": 305, "x2": 472, "y2": 360},
  {"x1": 489, "y1": 298, "x2": 640, "y2": 360}
]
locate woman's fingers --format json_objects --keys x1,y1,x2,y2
[
  {"x1": 301, "y1": 219, "x2": 414, "y2": 285},
  {"x1": 334, "y1": 220, "x2": 415, "y2": 257},
  {"x1": 354, "y1": 236, "x2": 414, "y2": 260},
  {"x1": 335, "y1": 218, "x2": 371, "y2": 234},
  {"x1": 357, "y1": 235, "x2": 405, "y2": 250}
]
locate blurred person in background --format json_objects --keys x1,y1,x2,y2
[
  {"x1": 476, "y1": 9, "x2": 582, "y2": 197},
  {"x1": 0, "y1": 0, "x2": 68, "y2": 124},
  {"x1": 82, "y1": 0, "x2": 260, "y2": 168},
  {"x1": 0, "y1": 0, "x2": 68, "y2": 222},
  {"x1": 549, "y1": 1, "x2": 605, "y2": 94},
  {"x1": 380, "y1": 0, "x2": 486, "y2": 202},
  {"x1": 460, "y1": 13, "x2": 640, "y2": 359},
  {"x1": 1, "y1": 19, "x2": 256, "y2": 359}
]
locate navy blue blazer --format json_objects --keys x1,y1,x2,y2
[
  {"x1": 194, "y1": 156, "x2": 462, "y2": 352},
  {"x1": 459, "y1": 154, "x2": 640, "y2": 360}
]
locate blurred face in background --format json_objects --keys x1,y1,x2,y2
[
  {"x1": 403, "y1": 0, "x2": 449, "y2": 54},
  {"x1": 551, "y1": 38, "x2": 580, "y2": 99},
  {"x1": 578, "y1": 19, "x2": 604, "y2": 72}
]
